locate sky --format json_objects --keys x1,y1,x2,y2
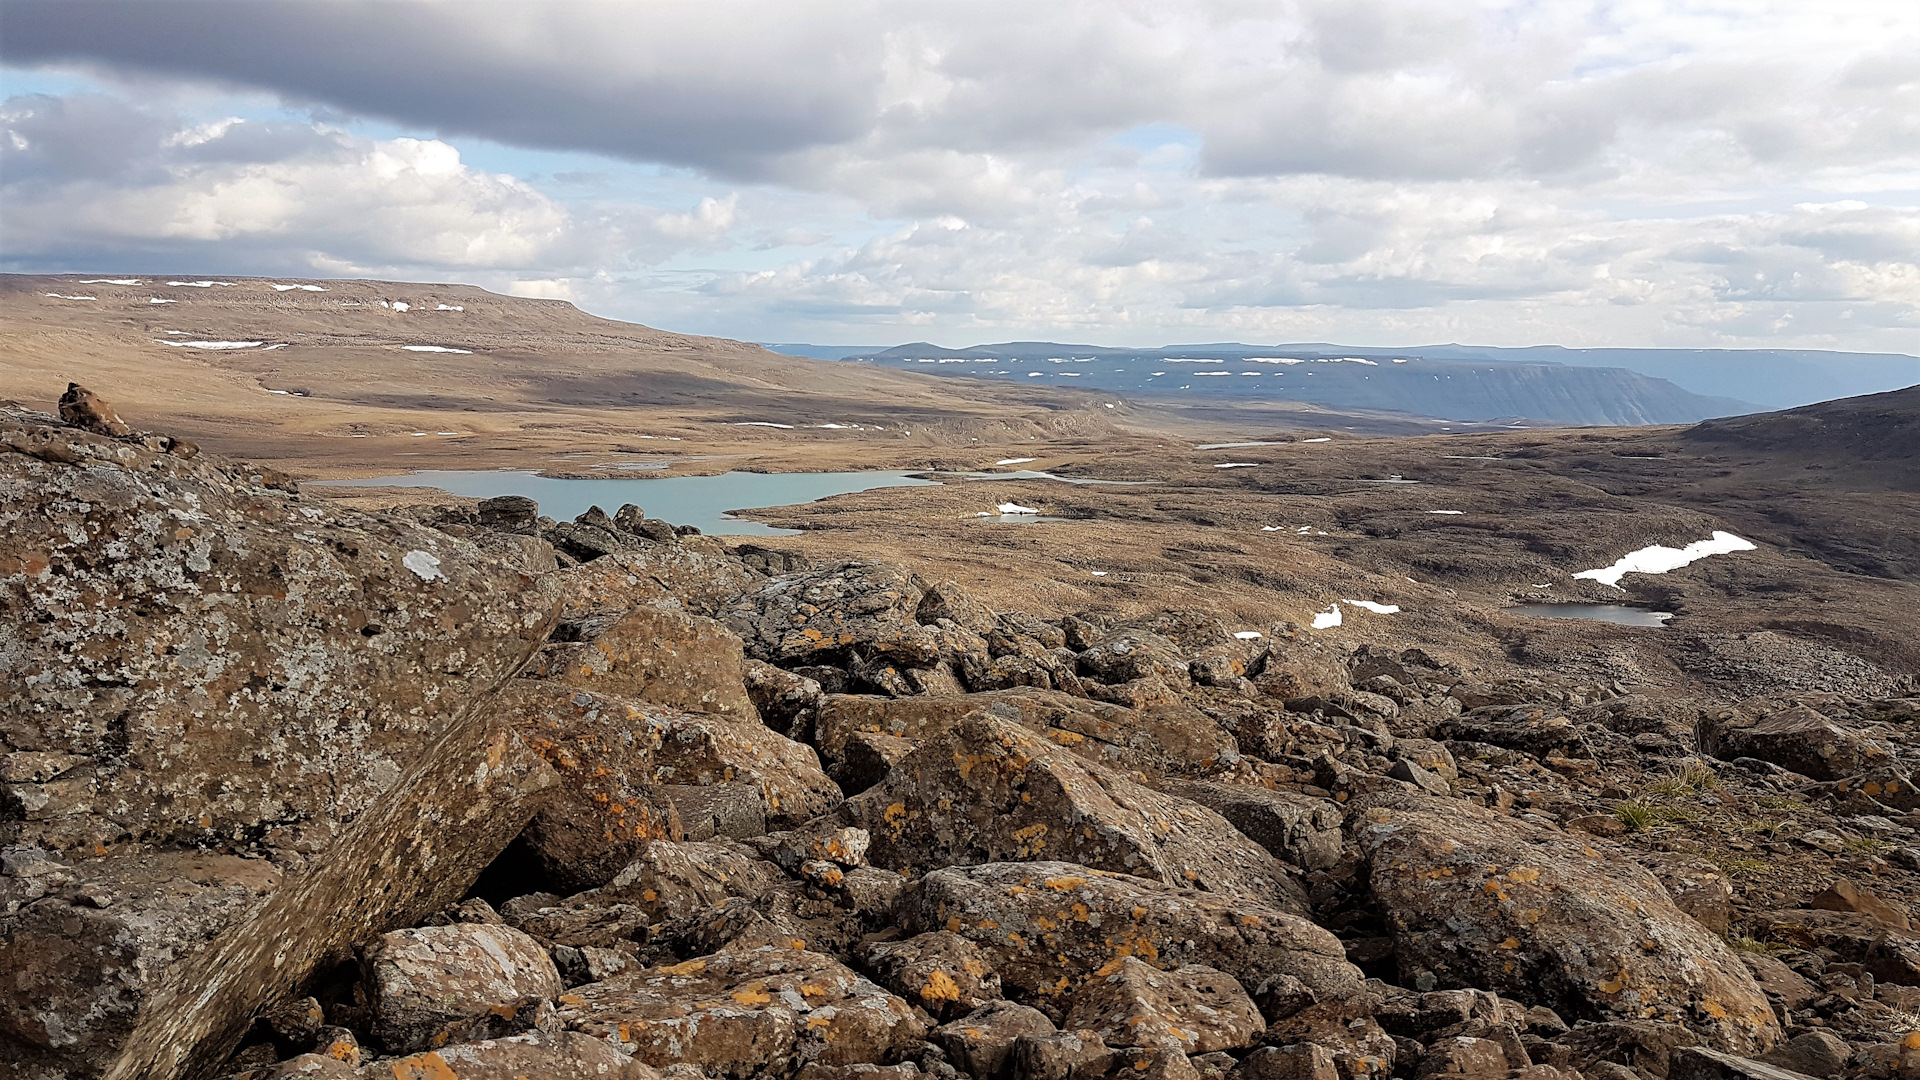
[{"x1": 3, "y1": 0, "x2": 1918, "y2": 351}]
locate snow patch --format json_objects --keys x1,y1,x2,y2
[
  {"x1": 1214, "y1": 462, "x2": 1259, "y2": 469},
  {"x1": 391, "y1": 301, "x2": 411, "y2": 312},
  {"x1": 1342, "y1": 600, "x2": 1401, "y2": 614},
  {"x1": 401, "y1": 550, "x2": 444, "y2": 582},
  {"x1": 1310, "y1": 604, "x2": 1342, "y2": 630},
  {"x1": 156, "y1": 339, "x2": 263, "y2": 350},
  {"x1": 166, "y1": 281, "x2": 234, "y2": 287},
  {"x1": 734, "y1": 421, "x2": 795, "y2": 429},
  {"x1": 1302, "y1": 437, "x2": 1331, "y2": 443},
  {"x1": 148, "y1": 298, "x2": 177, "y2": 304},
  {"x1": 401, "y1": 345, "x2": 472, "y2": 354},
  {"x1": 1427, "y1": 510, "x2": 1464, "y2": 515},
  {"x1": 1234, "y1": 631, "x2": 1263, "y2": 640},
  {"x1": 1573, "y1": 531, "x2": 1757, "y2": 588},
  {"x1": 996, "y1": 457, "x2": 1035, "y2": 465},
  {"x1": 270, "y1": 283, "x2": 328, "y2": 292},
  {"x1": 1089, "y1": 570, "x2": 1109, "y2": 577},
  {"x1": 997, "y1": 502, "x2": 1039, "y2": 515},
  {"x1": 435, "y1": 304, "x2": 463, "y2": 311},
  {"x1": 78, "y1": 278, "x2": 140, "y2": 285},
  {"x1": 44, "y1": 293, "x2": 96, "y2": 300}
]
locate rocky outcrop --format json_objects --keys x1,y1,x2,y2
[
  {"x1": 834, "y1": 715, "x2": 1301, "y2": 906},
  {"x1": 1353, "y1": 792, "x2": 1780, "y2": 1054}
]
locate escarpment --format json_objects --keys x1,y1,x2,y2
[{"x1": 4, "y1": 392, "x2": 1918, "y2": 1080}]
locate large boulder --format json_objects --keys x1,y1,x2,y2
[
  {"x1": 813, "y1": 689, "x2": 1238, "y2": 779},
  {"x1": 0, "y1": 412, "x2": 552, "y2": 857},
  {"x1": 554, "y1": 946, "x2": 926, "y2": 1076},
  {"x1": 1, "y1": 411, "x2": 562, "y2": 1078},
  {"x1": 833, "y1": 714, "x2": 1300, "y2": 907},
  {"x1": 723, "y1": 562, "x2": 940, "y2": 669},
  {"x1": 529, "y1": 605, "x2": 759, "y2": 719},
  {"x1": 497, "y1": 681, "x2": 841, "y2": 893},
  {"x1": 1353, "y1": 793, "x2": 1779, "y2": 1054},
  {"x1": 362, "y1": 923, "x2": 563, "y2": 1053},
  {"x1": 1156, "y1": 782, "x2": 1344, "y2": 872},
  {"x1": 1061, "y1": 958, "x2": 1264, "y2": 1053},
  {"x1": 900, "y1": 861, "x2": 1364, "y2": 1011},
  {"x1": 1697, "y1": 706, "x2": 1892, "y2": 781},
  {"x1": 354, "y1": 1031, "x2": 658, "y2": 1079}
]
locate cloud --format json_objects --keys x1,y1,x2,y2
[
  {"x1": 3, "y1": 0, "x2": 1917, "y2": 348},
  {"x1": 0, "y1": 93, "x2": 739, "y2": 277}
]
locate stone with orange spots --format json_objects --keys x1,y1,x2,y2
[
  {"x1": 863, "y1": 931, "x2": 1004, "y2": 1021},
  {"x1": 362, "y1": 923, "x2": 563, "y2": 1054},
  {"x1": 351, "y1": 1030, "x2": 659, "y2": 1079},
  {"x1": 901, "y1": 861, "x2": 1362, "y2": 1012},
  {"x1": 529, "y1": 605, "x2": 759, "y2": 720},
  {"x1": 554, "y1": 946, "x2": 925, "y2": 1077},
  {"x1": 931, "y1": 1000, "x2": 1059, "y2": 1080},
  {"x1": 1353, "y1": 793, "x2": 1779, "y2": 1056},
  {"x1": 723, "y1": 561, "x2": 943, "y2": 669},
  {"x1": 596, "y1": 838, "x2": 787, "y2": 922},
  {"x1": 832, "y1": 714, "x2": 1303, "y2": 909},
  {"x1": 1062, "y1": 957, "x2": 1263, "y2": 1054}
]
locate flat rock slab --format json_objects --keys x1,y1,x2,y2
[
  {"x1": 1063, "y1": 957, "x2": 1264, "y2": 1053},
  {"x1": 555, "y1": 947, "x2": 925, "y2": 1078},
  {"x1": 363, "y1": 923, "x2": 563, "y2": 1053}
]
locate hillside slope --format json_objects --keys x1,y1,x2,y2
[{"x1": 844, "y1": 341, "x2": 1753, "y2": 425}]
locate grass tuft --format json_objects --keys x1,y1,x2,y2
[{"x1": 1615, "y1": 801, "x2": 1657, "y2": 833}]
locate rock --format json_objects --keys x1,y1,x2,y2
[
  {"x1": 500, "y1": 681, "x2": 840, "y2": 892},
  {"x1": 665, "y1": 782, "x2": 770, "y2": 840},
  {"x1": 901, "y1": 861, "x2": 1365, "y2": 1011},
  {"x1": 1697, "y1": 706, "x2": 1891, "y2": 782},
  {"x1": 477, "y1": 495, "x2": 541, "y2": 535},
  {"x1": 1387, "y1": 759, "x2": 1451, "y2": 797},
  {"x1": 355, "y1": 1030, "x2": 659, "y2": 1079},
  {"x1": 1758, "y1": 1030, "x2": 1851, "y2": 1078},
  {"x1": 835, "y1": 714, "x2": 1301, "y2": 906},
  {"x1": 814, "y1": 688, "x2": 1237, "y2": 779},
  {"x1": 1558, "y1": 1019, "x2": 1702, "y2": 1078},
  {"x1": 725, "y1": 562, "x2": 941, "y2": 669},
  {"x1": 496, "y1": 681, "x2": 683, "y2": 894},
  {"x1": 554, "y1": 947, "x2": 926, "y2": 1076},
  {"x1": 1669, "y1": 1047, "x2": 1823, "y2": 1080},
  {"x1": 798, "y1": 1066, "x2": 922, "y2": 1080},
  {"x1": 931, "y1": 1001, "x2": 1058, "y2": 1079},
  {"x1": 1809, "y1": 878, "x2": 1911, "y2": 929},
  {"x1": 862, "y1": 932, "x2": 1004, "y2": 1021},
  {"x1": 597, "y1": 839, "x2": 787, "y2": 921},
  {"x1": 1, "y1": 417, "x2": 551, "y2": 857},
  {"x1": 56, "y1": 382, "x2": 130, "y2": 436},
  {"x1": 1249, "y1": 627, "x2": 1350, "y2": 701},
  {"x1": 746, "y1": 661, "x2": 827, "y2": 738},
  {"x1": 1354, "y1": 793, "x2": 1778, "y2": 1054},
  {"x1": 832, "y1": 731, "x2": 919, "y2": 796},
  {"x1": 530, "y1": 606, "x2": 759, "y2": 719},
  {"x1": 917, "y1": 580, "x2": 1000, "y2": 635},
  {"x1": 1010, "y1": 1030, "x2": 1117, "y2": 1080},
  {"x1": 0, "y1": 680, "x2": 557, "y2": 1078},
  {"x1": 1231, "y1": 1044, "x2": 1340, "y2": 1080},
  {"x1": 1737, "y1": 954, "x2": 1817, "y2": 1014},
  {"x1": 1641, "y1": 855, "x2": 1738, "y2": 936},
  {"x1": 362, "y1": 923, "x2": 562, "y2": 1053},
  {"x1": 1748, "y1": 909, "x2": 1920, "y2": 985},
  {"x1": 1413, "y1": 1037, "x2": 1509, "y2": 1078},
  {"x1": 1155, "y1": 782, "x2": 1343, "y2": 872},
  {"x1": 1061, "y1": 957, "x2": 1263, "y2": 1053},
  {"x1": 1078, "y1": 629, "x2": 1190, "y2": 686}
]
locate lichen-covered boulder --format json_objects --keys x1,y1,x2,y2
[
  {"x1": 724, "y1": 562, "x2": 940, "y2": 668},
  {"x1": 554, "y1": 947, "x2": 926, "y2": 1076},
  {"x1": 0, "y1": 413, "x2": 552, "y2": 857},
  {"x1": 862, "y1": 931, "x2": 1004, "y2": 1022},
  {"x1": 834, "y1": 715, "x2": 1299, "y2": 907},
  {"x1": 1062, "y1": 958, "x2": 1264, "y2": 1053},
  {"x1": 356, "y1": 1031, "x2": 659, "y2": 1079},
  {"x1": 363, "y1": 924, "x2": 562, "y2": 1053},
  {"x1": 529, "y1": 605, "x2": 759, "y2": 719},
  {"x1": 900, "y1": 862, "x2": 1364, "y2": 1010},
  {"x1": 1353, "y1": 793, "x2": 1779, "y2": 1054}
]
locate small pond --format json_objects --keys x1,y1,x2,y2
[
  {"x1": 1506, "y1": 603, "x2": 1673, "y2": 628},
  {"x1": 311, "y1": 469, "x2": 940, "y2": 536}
]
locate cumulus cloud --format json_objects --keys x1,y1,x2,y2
[
  {"x1": 0, "y1": 93, "x2": 738, "y2": 277},
  {"x1": 2, "y1": 0, "x2": 1917, "y2": 348}
]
